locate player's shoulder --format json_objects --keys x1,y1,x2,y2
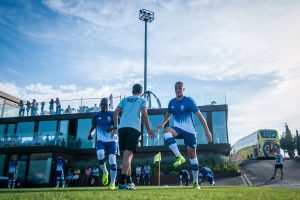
[{"x1": 184, "y1": 96, "x2": 196, "y2": 104}]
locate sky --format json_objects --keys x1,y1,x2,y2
[{"x1": 1, "y1": 0, "x2": 300, "y2": 144}]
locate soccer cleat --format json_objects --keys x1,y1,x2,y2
[
  {"x1": 270, "y1": 177, "x2": 275, "y2": 180},
  {"x1": 118, "y1": 184, "x2": 131, "y2": 190},
  {"x1": 127, "y1": 182, "x2": 136, "y2": 190},
  {"x1": 192, "y1": 181, "x2": 200, "y2": 190},
  {"x1": 62, "y1": 186, "x2": 65, "y2": 188},
  {"x1": 109, "y1": 184, "x2": 115, "y2": 190},
  {"x1": 173, "y1": 156, "x2": 186, "y2": 168},
  {"x1": 211, "y1": 181, "x2": 216, "y2": 186},
  {"x1": 102, "y1": 173, "x2": 109, "y2": 185}
]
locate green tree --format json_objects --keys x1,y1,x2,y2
[
  {"x1": 296, "y1": 130, "x2": 300, "y2": 156},
  {"x1": 280, "y1": 124, "x2": 296, "y2": 158}
]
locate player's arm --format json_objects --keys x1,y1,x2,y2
[
  {"x1": 158, "y1": 112, "x2": 172, "y2": 130},
  {"x1": 195, "y1": 111, "x2": 212, "y2": 143},
  {"x1": 141, "y1": 107, "x2": 155, "y2": 139},
  {"x1": 88, "y1": 126, "x2": 96, "y2": 140},
  {"x1": 113, "y1": 106, "x2": 121, "y2": 129}
]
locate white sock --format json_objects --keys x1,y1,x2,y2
[
  {"x1": 164, "y1": 132, "x2": 181, "y2": 157},
  {"x1": 190, "y1": 158, "x2": 199, "y2": 183},
  {"x1": 100, "y1": 164, "x2": 108, "y2": 174}
]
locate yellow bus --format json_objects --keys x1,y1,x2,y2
[{"x1": 232, "y1": 129, "x2": 280, "y2": 159}]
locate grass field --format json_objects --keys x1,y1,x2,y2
[{"x1": 1, "y1": 186, "x2": 299, "y2": 200}]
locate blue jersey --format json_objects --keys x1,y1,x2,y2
[
  {"x1": 168, "y1": 96, "x2": 199, "y2": 134},
  {"x1": 56, "y1": 158, "x2": 65, "y2": 171},
  {"x1": 199, "y1": 167, "x2": 213, "y2": 177},
  {"x1": 8, "y1": 160, "x2": 18, "y2": 173},
  {"x1": 275, "y1": 153, "x2": 283, "y2": 165},
  {"x1": 179, "y1": 170, "x2": 190, "y2": 179},
  {"x1": 92, "y1": 111, "x2": 118, "y2": 142}
]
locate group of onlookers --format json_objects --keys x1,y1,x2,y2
[{"x1": 19, "y1": 98, "x2": 65, "y2": 116}]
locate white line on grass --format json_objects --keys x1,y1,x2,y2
[
  {"x1": 241, "y1": 174, "x2": 248, "y2": 186},
  {"x1": 244, "y1": 174, "x2": 252, "y2": 186}
]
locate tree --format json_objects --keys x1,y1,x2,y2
[
  {"x1": 296, "y1": 130, "x2": 300, "y2": 156},
  {"x1": 280, "y1": 124, "x2": 296, "y2": 158}
]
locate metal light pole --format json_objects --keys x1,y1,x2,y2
[{"x1": 139, "y1": 9, "x2": 154, "y2": 95}]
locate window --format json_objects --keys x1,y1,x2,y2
[
  {"x1": 77, "y1": 118, "x2": 94, "y2": 149},
  {"x1": 0, "y1": 154, "x2": 5, "y2": 176},
  {"x1": 212, "y1": 111, "x2": 228, "y2": 144},
  {"x1": 58, "y1": 120, "x2": 69, "y2": 147},
  {"x1": 143, "y1": 115, "x2": 164, "y2": 146},
  {"x1": 7, "y1": 124, "x2": 15, "y2": 135},
  {"x1": 17, "y1": 122, "x2": 35, "y2": 143},
  {"x1": 194, "y1": 112, "x2": 208, "y2": 144},
  {"x1": 38, "y1": 121, "x2": 57, "y2": 135},
  {"x1": 27, "y1": 153, "x2": 52, "y2": 184},
  {"x1": 0, "y1": 124, "x2": 5, "y2": 137}
]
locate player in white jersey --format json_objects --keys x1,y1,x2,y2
[
  {"x1": 271, "y1": 148, "x2": 284, "y2": 180},
  {"x1": 158, "y1": 81, "x2": 212, "y2": 189},
  {"x1": 114, "y1": 84, "x2": 155, "y2": 190},
  {"x1": 88, "y1": 98, "x2": 118, "y2": 190}
]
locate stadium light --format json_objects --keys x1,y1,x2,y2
[{"x1": 139, "y1": 9, "x2": 154, "y2": 94}]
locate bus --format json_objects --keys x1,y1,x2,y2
[{"x1": 232, "y1": 129, "x2": 280, "y2": 159}]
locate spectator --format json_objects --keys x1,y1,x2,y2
[
  {"x1": 7, "y1": 156, "x2": 18, "y2": 189},
  {"x1": 34, "y1": 102, "x2": 39, "y2": 116},
  {"x1": 135, "y1": 164, "x2": 142, "y2": 184},
  {"x1": 41, "y1": 101, "x2": 45, "y2": 115},
  {"x1": 65, "y1": 105, "x2": 72, "y2": 114},
  {"x1": 26, "y1": 101, "x2": 31, "y2": 116},
  {"x1": 31, "y1": 99, "x2": 36, "y2": 116},
  {"x1": 55, "y1": 97, "x2": 61, "y2": 114},
  {"x1": 49, "y1": 98, "x2": 54, "y2": 114},
  {"x1": 143, "y1": 162, "x2": 151, "y2": 185},
  {"x1": 19, "y1": 100, "x2": 25, "y2": 117},
  {"x1": 52, "y1": 153, "x2": 68, "y2": 188},
  {"x1": 271, "y1": 148, "x2": 284, "y2": 180},
  {"x1": 65, "y1": 168, "x2": 74, "y2": 187},
  {"x1": 91, "y1": 165, "x2": 100, "y2": 186},
  {"x1": 72, "y1": 168, "x2": 81, "y2": 186},
  {"x1": 84, "y1": 166, "x2": 93, "y2": 186}
]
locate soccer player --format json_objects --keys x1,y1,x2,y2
[
  {"x1": 198, "y1": 166, "x2": 215, "y2": 186},
  {"x1": 53, "y1": 153, "x2": 67, "y2": 188},
  {"x1": 179, "y1": 169, "x2": 190, "y2": 186},
  {"x1": 158, "y1": 81, "x2": 212, "y2": 189},
  {"x1": 7, "y1": 157, "x2": 18, "y2": 189},
  {"x1": 271, "y1": 148, "x2": 284, "y2": 180},
  {"x1": 88, "y1": 98, "x2": 118, "y2": 190},
  {"x1": 114, "y1": 83, "x2": 155, "y2": 190}
]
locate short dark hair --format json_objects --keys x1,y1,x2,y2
[
  {"x1": 175, "y1": 81, "x2": 184, "y2": 87},
  {"x1": 100, "y1": 98, "x2": 108, "y2": 104},
  {"x1": 132, "y1": 84, "x2": 143, "y2": 94}
]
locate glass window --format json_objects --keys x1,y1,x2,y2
[
  {"x1": 2, "y1": 103, "x2": 19, "y2": 118},
  {"x1": 194, "y1": 112, "x2": 208, "y2": 144},
  {"x1": 77, "y1": 118, "x2": 94, "y2": 149},
  {"x1": 143, "y1": 115, "x2": 164, "y2": 146},
  {"x1": 37, "y1": 121, "x2": 57, "y2": 146},
  {"x1": 212, "y1": 111, "x2": 228, "y2": 144},
  {"x1": 17, "y1": 122, "x2": 34, "y2": 143},
  {"x1": 38, "y1": 121, "x2": 57, "y2": 134},
  {"x1": 7, "y1": 124, "x2": 15, "y2": 135},
  {"x1": 58, "y1": 120, "x2": 68, "y2": 147},
  {"x1": 27, "y1": 153, "x2": 52, "y2": 184},
  {"x1": 0, "y1": 124, "x2": 5, "y2": 137},
  {"x1": 0, "y1": 154, "x2": 5, "y2": 176}
]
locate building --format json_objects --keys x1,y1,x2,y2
[
  {"x1": 0, "y1": 104, "x2": 229, "y2": 187},
  {"x1": 0, "y1": 91, "x2": 20, "y2": 118}
]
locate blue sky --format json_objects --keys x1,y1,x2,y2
[{"x1": 1, "y1": 0, "x2": 300, "y2": 144}]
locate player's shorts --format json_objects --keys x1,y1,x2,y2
[
  {"x1": 144, "y1": 173, "x2": 151, "y2": 177},
  {"x1": 275, "y1": 164, "x2": 283, "y2": 169},
  {"x1": 56, "y1": 170, "x2": 64, "y2": 177},
  {"x1": 136, "y1": 173, "x2": 141, "y2": 178},
  {"x1": 172, "y1": 127, "x2": 197, "y2": 149},
  {"x1": 118, "y1": 127, "x2": 140, "y2": 153},
  {"x1": 96, "y1": 140, "x2": 119, "y2": 155},
  {"x1": 8, "y1": 172, "x2": 15, "y2": 179}
]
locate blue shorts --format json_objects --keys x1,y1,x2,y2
[
  {"x1": 56, "y1": 170, "x2": 64, "y2": 178},
  {"x1": 199, "y1": 174, "x2": 214, "y2": 184},
  {"x1": 172, "y1": 127, "x2": 197, "y2": 149},
  {"x1": 96, "y1": 140, "x2": 119, "y2": 155}
]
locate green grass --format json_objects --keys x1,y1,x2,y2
[{"x1": 0, "y1": 186, "x2": 299, "y2": 200}]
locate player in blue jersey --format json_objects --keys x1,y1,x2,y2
[
  {"x1": 179, "y1": 170, "x2": 190, "y2": 186},
  {"x1": 271, "y1": 148, "x2": 284, "y2": 180},
  {"x1": 158, "y1": 81, "x2": 212, "y2": 189},
  {"x1": 198, "y1": 166, "x2": 215, "y2": 186},
  {"x1": 88, "y1": 97, "x2": 119, "y2": 190},
  {"x1": 7, "y1": 157, "x2": 18, "y2": 189},
  {"x1": 53, "y1": 153, "x2": 67, "y2": 188},
  {"x1": 114, "y1": 84, "x2": 155, "y2": 190}
]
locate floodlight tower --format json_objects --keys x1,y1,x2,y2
[{"x1": 139, "y1": 9, "x2": 154, "y2": 95}]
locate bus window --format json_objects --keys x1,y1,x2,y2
[{"x1": 260, "y1": 131, "x2": 276, "y2": 138}]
